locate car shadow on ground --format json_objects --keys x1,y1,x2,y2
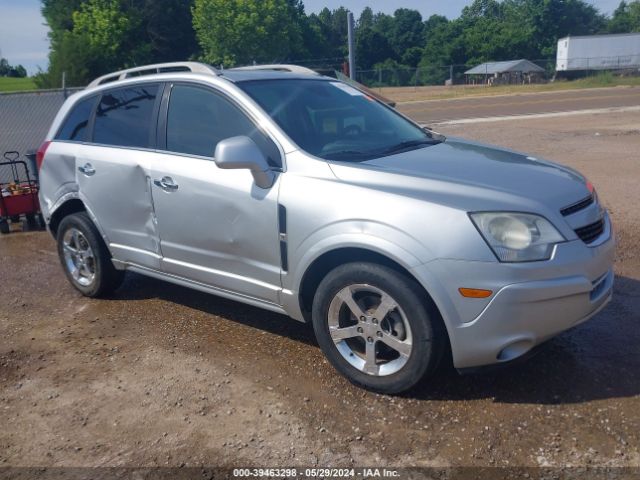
[
  {"x1": 110, "y1": 272, "x2": 640, "y2": 405},
  {"x1": 114, "y1": 272, "x2": 318, "y2": 347}
]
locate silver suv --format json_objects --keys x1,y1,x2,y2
[{"x1": 38, "y1": 62, "x2": 615, "y2": 393}]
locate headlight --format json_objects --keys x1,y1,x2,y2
[{"x1": 470, "y1": 212, "x2": 565, "y2": 262}]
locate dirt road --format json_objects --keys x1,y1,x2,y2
[
  {"x1": 1, "y1": 110, "x2": 639, "y2": 474},
  {"x1": 395, "y1": 86, "x2": 640, "y2": 123}
]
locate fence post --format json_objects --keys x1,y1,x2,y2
[
  {"x1": 347, "y1": 12, "x2": 356, "y2": 81},
  {"x1": 62, "y1": 71, "x2": 67, "y2": 99}
]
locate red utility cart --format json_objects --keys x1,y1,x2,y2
[{"x1": 0, "y1": 151, "x2": 43, "y2": 234}]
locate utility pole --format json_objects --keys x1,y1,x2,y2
[{"x1": 347, "y1": 12, "x2": 356, "y2": 81}]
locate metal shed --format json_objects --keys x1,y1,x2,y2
[{"x1": 465, "y1": 59, "x2": 545, "y2": 85}]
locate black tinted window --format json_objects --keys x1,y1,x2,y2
[
  {"x1": 166, "y1": 84, "x2": 280, "y2": 166},
  {"x1": 94, "y1": 85, "x2": 158, "y2": 148},
  {"x1": 56, "y1": 96, "x2": 95, "y2": 141}
]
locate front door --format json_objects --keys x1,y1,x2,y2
[{"x1": 149, "y1": 83, "x2": 283, "y2": 304}]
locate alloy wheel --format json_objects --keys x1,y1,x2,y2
[
  {"x1": 327, "y1": 284, "x2": 413, "y2": 376},
  {"x1": 62, "y1": 227, "x2": 96, "y2": 287}
]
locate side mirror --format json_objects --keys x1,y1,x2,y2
[{"x1": 214, "y1": 136, "x2": 276, "y2": 189}]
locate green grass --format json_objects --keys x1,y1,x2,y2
[
  {"x1": 568, "y1": 71, "x2": 640, "y2": 88},
  {"x1": 0, "y1": 77, "x2": 37, "y2": 93}
]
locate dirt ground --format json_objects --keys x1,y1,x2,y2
[
  {"x1": 380, "y1": 80, "x2": 640, "y2": 103},
  {"x1": 1, "y1": 110, "x2": 639, "y2": 475},
  {"x1": 393, "y1": 86, "x2": 640, "y2": 124}
]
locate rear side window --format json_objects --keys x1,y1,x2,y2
[
  {"x1": 165, "y1": 84, "x2": 280, "y2": 166},
  {"x1": 56, "y1": 96, "x2": 95, "y2": 142},
  {"x1": 94, "y1": 84, "x2": 159, "y2": 148}
]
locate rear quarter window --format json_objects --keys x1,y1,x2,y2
[
  {"x1": 55, "y1": 96, "x2": 96, "y2": 142},
  {"x1": 93, "y1": 84, "x2": 159, "y2": 148}
]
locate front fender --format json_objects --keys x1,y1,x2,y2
[{"x1": 280, "y1": 221, "x2": 435, "y2": 321}]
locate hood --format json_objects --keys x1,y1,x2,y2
[{"x1": 329, "y1": 137, "x2": 590, "y2": 211}]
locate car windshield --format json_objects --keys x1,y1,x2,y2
[{"x1": 238, "y1": 79, "x2": 442, "y2": 161}]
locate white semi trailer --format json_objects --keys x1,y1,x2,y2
[{"x1": 556, "y1": 33, "x2": 640, "y2": 71}]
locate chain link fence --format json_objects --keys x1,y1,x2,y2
[
  {"x1": 355, "y1": 57, "x2": 639, "y2": 88},
  {"x1": 0, "y1": 88, "x2": 82, "y2": 183}
]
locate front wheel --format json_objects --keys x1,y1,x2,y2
[
  {"x1": 312, "y1": 262, "x2": 445, "y2": 394},
  {"x1": 56, "y1": 212, "x2": 124, "y2": 297}
]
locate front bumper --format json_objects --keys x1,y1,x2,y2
[
  {"x1": 411, "y1": 216, "x2": 615, "y2": 369},
  {"x1": 452, "y1": 266, "x2": 613, "y2": 368}
]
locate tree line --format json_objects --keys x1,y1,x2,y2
[
  {"x1": 36, "y1": 0, "x2": 640, "y2": 88},
  {"x1": 0, "y1": 58, "x2": 27, "y2": 78}
]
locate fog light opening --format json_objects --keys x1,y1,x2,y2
[{"x1": 497, "y1": 340, "x2": 534, "y2": 362}]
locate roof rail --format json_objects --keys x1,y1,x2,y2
[
  {"x1": 88, "y1": 62, "x2": 218, "y2": 87},
  {"x1": 229, "y1": 64, "x2": 320, "y2": 76}
]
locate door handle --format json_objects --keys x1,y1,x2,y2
[
  {"x1": 153, "y1": 176, "x2": 179, "y2": 191},
  {"x1": 78, "y1": 163, "x2": 95, "y2": 176}
]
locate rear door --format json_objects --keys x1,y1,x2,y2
[
  {"x1": 148, "y1": 82, "x2": 283, "y2": 304},
  {"x1": 76, "y1": 83, "x2": 163, "y2": 269}
]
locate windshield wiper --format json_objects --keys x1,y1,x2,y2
[
  {"x1": 321, "y1": 137, "x2": 443, "y2": 161},
  {"x1": 378, "y1": 138, "x2": 443, "y2": 156},
  {"x1": 321, "y1": 150, "x2": 375, "y2": 161}
]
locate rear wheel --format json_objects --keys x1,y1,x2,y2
[
  {"x1": 0, "y1": 218, "x2": 9, "y2": 234},
  {"x1": 312, "y1": 262, "x2": 445, "y2": 394},
  {"x1": 56, "y1": 212, "x2": 124, "y2": 297}
]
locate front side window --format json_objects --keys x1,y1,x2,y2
[
  {"x1": 93, "y1": 84, "x2": 158, "y2": 148},
  {"x1": 56, "y1": 96, "x2": 95, "y2": 142},
  {"x1": 239, "y1": 79, "x2": 442, "y2": 161},
  {"x1": 165, "y1": 84, "x2": 280, "y2": 166}
]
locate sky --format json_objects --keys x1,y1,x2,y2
[{"x1": 0, "y1": 0, "x2": 623, "y2": 76}]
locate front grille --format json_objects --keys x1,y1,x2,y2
[
  {"x1": 561, "y1": 195, "x2": 594, "y2": 216},
  {"x1": 575, "y1": 218, "x2": 605, "y2": 244}
]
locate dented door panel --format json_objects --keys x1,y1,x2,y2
[
  {"x1": 148, "y1": 152, "x2": 282, "y2": 303},
  {"x1": 75, "y1": 144, "x2": 161, "y2": 269}
]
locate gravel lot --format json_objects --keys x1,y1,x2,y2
[{"x1": 1, "y1": 109, "x2": 639, "y2": 474}]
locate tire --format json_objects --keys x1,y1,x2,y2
[
  {"x1": 23, "y1": 214, "x2": 38, "y2": 232},
  {"x1": 56, "y1": 212, "x2": 125, "y2": 297},
  {"x1": 312, "y1": 262, "x2": 445, "y2": 394},
  {"x1": 36, "y1": 213, "x2": 46, "y2": 230},
  {"x1": 0, "y1": 219, "x2": 9, "y2": 234}
]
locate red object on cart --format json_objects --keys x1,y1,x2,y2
[
  {"x1": 0, "y1": 186, "x2": 40, "y2": 217},
  {"x1": 0, "y1": 151, "x2": 43, "y2": 234}
]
